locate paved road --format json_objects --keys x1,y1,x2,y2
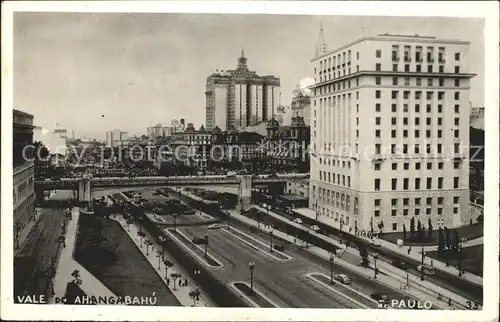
[
  {"x1": 263, "y1": 206, "x2": 482, "y2": 303},
  {"x1": 14, "y1": 191, "x2": 69, "y2": 299}
]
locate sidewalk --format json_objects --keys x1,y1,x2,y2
[
  {"x1": 52, "y1": 208, "x2": 115, "y2": 303},
  {"x1": 235, "y1": 206, "x2": 471, "y2": 310},
  {"x1": 293, "y1": 207, "x2": 483, "y2": 287},
  {"x1": 109, "y1": 200, "x2": 215, "y2": 307},
  {"x1": 420, "y1": 236, "x2": 484, "y2": 251}
]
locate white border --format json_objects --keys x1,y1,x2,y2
[{"x1": 1, "y1": 1, "x2": 499, "y2": 321}]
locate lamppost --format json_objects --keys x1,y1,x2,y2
[
  {"x1": 458, "y1": 243, "x2": 463, "y2": 277},
  {"x1": 248, "y1": 261, "x2": 255, "y2": 294},
  {"x1": 329, "y1": 253, "x2": 334, "y2": 284},
  {"x1": 159, "y1": 236, "x2": 169, "y2": 259},
  {"x1": 156, "y1": 250, "x2": 162, "y2": 269},
  {"x1": 227, "y1": 209, "x2": 231, "y2": 229},
  {"x1": 173, "y1": 213, "x2": 178, "y2": 231},
  {"x1": 203, "y1": 233, "x2": 209, "y2": 258},
  {"x1": 373, "y1": 252, "x2": 379, "y2": 279},
  {"x1": 194, "y1": 268, "x2": 201, "y2": 287},
  {"x1": 164, "y1": 260, "x2": 174, "y2": 279},
  {"x1": 269, "y1": 229, "x2": 274, "y2": 252},
  {"x1": 305, "y1": 227, "x2": 310, "y2": 249},
  {"x1": 420, "y1": 245, "x2": 425, "y2": 281}
]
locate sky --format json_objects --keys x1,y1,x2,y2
[{"x1": 14, "y1": 13, "x2": 484, "y2": 139}]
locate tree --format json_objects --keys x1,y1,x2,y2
[
  {"x1": 444, "y1": 227, "x2": 450, "y2": 250},
  {"x1": 437, "y1": 227, "x2": 445, "y2": 254},
  {"x1": 410, "y1": 217, "x2": 415, "y2": 238},
  {"x1": 359, "y1": 246, "x2": 369, "y2": 268},
  {"x1": 170, "y1": 273, "x2": 182, "y2": 290},
  {"x1": 189, "y1": 289, "x2": 200, "y2": 307},
  {"x1": 416, "y1": 219, "x2": 422, "y2": 240},
  {"x1": 377, "y1": 221, "x2": 384, "y2": 234},
  {"x1": 428, "y1": 218, "x2": 433, "y2": 238},
  {"x1": 403, "y1": 224, "x2": 407, "y2": 240}
]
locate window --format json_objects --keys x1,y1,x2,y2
[
  {"x1": 416, "y1": 78, "x2": 422, "y2": 86},
  {"x1": 374, "y1": 199, "x2": 381, "y2": 207},
  {"x1": 374, "y1": 163, "x2": 381, "y2": 171},
  {"x1": 392, "y1": 178, "x2": 397, "y2": 190},
  {"x1": 426, "y1": 91, "x2": 433, "y2": 100},
  {"x1": 403, "y1": 130, "x2": 408, "y2": 138},
  {"x1": 455, "y1": 79, "x2": 460, "y2": 87},
  {"x1": 415, "y1": 91, "x2": 422, "y2": 100},
  {"x1": 454, "y1": 104, "x2": 460, "y2": 113},
  {"x1": 375, "y1": 103, "x2": 381, "y2": 112},
  {"x1": 438, "y1": 208, "x2": 443, "y2": 215},
  {"x1": 426, "y1": 105, "x2": 432, "y2": 113},
  {"x1": 438, "y1": 92, "x2": 444, "y2": 100},
  {"x1": 376, "y1": 49, "x2": 382, "y2": 58},
  {"x1": 455, "y1": 52, "x2": 460, "y2": 61},
  {"x1": 404, "y1": 77, "x2": 410, "y2": 86},
  {"x1": 438, "y1": 162, "x2": 443, "y2": 169},
  {"x1": 426, "y1": 208, "x2": 432, "y2": 215},
  {"x1": 426, "y1": 197, "x2": 432, "y2": 205},
  {"x1": 415, "y1": 209, "x2": 420, "y2": 216},
  {"x1": 439, "y1": 78, "x2": 444, "y2": 86},
  {"x1": 375, "y1": 179, "x2": 380, "y2": 191},
  {"x1": 374, "y1": 210, "x2": 380, "y2": 217},
  {"x1": 438, "y1": 197, "x2": 444, "y2": 205},
  {"x1": 403, "y1": 198, "x2": 409, "y2": 206},
  {"x1": 455, "y1": 92, "x2": 460, "y2": 100},
  {"x1": 392, "y1": 223, "x2": 397, "y2": 231},
  {"x1": 391, "y1": 130, "x2": 396, "y2": 138},
  {"x1": 415, "y1": 104, "x2": 420, "y2": 112},
  {"x1": 415, "y1": 162, "x2": 421, "y2": 170},
  {"x1": 391, "y1": 117, "x2": 397, "y2": 125},
  {"x1": 415, "y1": 118, "x2": 420, "y2": 126},
  {"x1": 438, "y1": 177, "x2": 443, "y2": 189},
  {"x1": 376, "y1": 63, "x2": 381, "y2": 71},
  {"x1": 427, "y1": 65, "x2": 433, "y2": 73},
  {"x1": 427, "y1": 162, "x2": 432, "y2": 170},
  {"x1": 453, "y1": 207, "x2": 459, "y2": 214},
  {"x1": 392, "y1": 163, "x2": 397, "y2": 170},
  {"x1": 426, "y1": 130, "x2": 431, "y2": 138},
  {"x1": 454, "y1": 66, "x2": 460, "y2": 73},
  {"x1": 404, "y1": 64, "x2": 410, "y2": 72},
  {"x1": 392, "y1": 64, "x2": 398, "y2": 72},
  {"x1": 376, "y1": 90, "x2": 381, "y2": 99},
  {"x1": 404, "y1": 91, "x2": 410, "y2": 99},
  {"x1": 438, "y1": 130, "x2": 442, "y2": 138},
  {"x1": 376, "y1": 77, "x2": 381, "y2": 85},
  {"x1": 375, "y1": 117, "x2": 381, "y2": 125},
  {"x1": 403, "y1": 117, "x2": 408, "y2": 125},
  {"x1": 375, "y1": 129, "x2": 381, "y2": 137},
  {"x1": 427, "y1": 178, "x2": 432, "y2": 189},
  {"x1": 454, "y1": 161, "x2": 461, "y2": 169},
  {"x1": 415, "y1": 130, "x2": 420, "y2": 138},
  {"x1": 392, "y1": 77, "x2": 398, "y2": 85},
  {"x1": 392, "y1": 210, "x2": 397, "y2": 217},
  {"x1": 426, "y1": 118, "x2": 432, "y2": 125},
  {"x1": 439, "y1": 66, "x2": 444, "y2": 73},
  {"x1": 404, "y1": 162, "x2": 409, "y2": 170},
  {"x1": 438, "y1": 118, "x2": 443, "y2": 126},
  {"x1": 427, "y1": 78, "x2": 433, "y2": 86},
  {"x1": 403, "y1": 104, "x2": 409, "y2": 112},
  {"x1": 416, "y1": 65, "x2": 422, "y2": 72},
  {"x1": 403, "y1": 178, "x2": 409, "y2": 190},
  {"x1": 392, "y1": 104, "x2": 397, "y2": 112},
  {"x1": 391, "y1": 198, "x2": 398, "y2": 206},
  {"x1": 392, "y1": 91, "x2": 398, "y2": 99},
  {"x1": 453, "y1": 196, "x2": 459, "y2": 204},
  {"x1": 454, "y1": 177, "x2": 459, "y2": 189},
  {"x1": 438, "y1": 104, "x2": 443, "y2": 113},
  {"x1": 455, "y1": 117, "x2": 460, "y2": 126},
  {"x1": 415, "y1": 145, "x2": 420, "y2": 154},
  {"x1": 403, "y1": 209, "x2": 409, "y2": 216}
]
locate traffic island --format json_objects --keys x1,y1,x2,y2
[
  {"x1": 222, "y1": 227, "x2": 292, "y2": 262},
  {"x1": 230, "y1": 282, "x2": 278, "y2": 308},
  {"x1": 164, "y1": 229, "x2": 223, "y2": 268},
  {"x1": 306, "y1": 273, "x2": 379, "y2": 309}
]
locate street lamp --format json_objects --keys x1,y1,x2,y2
[
  {"x1": 420, "y1": 245, "x2": 425, "y2": 281},
  {"x1": 329, "y1": 253, "x2": 335, "y2": 284},
  {"x1": 248, "y1": 261, "x2": 255, "y2": 294},
  {"x1": 227, "y1": 209, "x2": 231, "y2": 229},
  {"x1": 203, "y1": 232, "x2": 209, "y2": 258},
  {"x1": 458, "y1": 243, "x2": 463, "y2": 277},
  {"x1": 269, "y1": 229, "x2": 274, "y2": 252},
  {"x1": 159, "y1": 236, "x2": 169, "y2": 259},
  {"x1": 194, "y1": 268, "x2": 201, "y2": 287},
  {"x1": 173, "y1": 213, "x2": 178, "y2": 231},
  {"x1": 373, "y1": 252, "x2": 379, "y2": 279},
  {"x1": 156, "y1": 250, "x2": 162, "y2": 269}
]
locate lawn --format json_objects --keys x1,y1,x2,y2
[
  {"x1": 380, "y1": 222, "x2": 484, "y2": 246},
  {"x1": 74, "y1": 214, "x2": 181, "y2": 306},
  {"x1": 426, "y1": 245, "x2": 483, "y2": 277}
]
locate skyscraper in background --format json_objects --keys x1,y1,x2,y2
[{"x1": 205, "y1": 49, "x2": 281, "y2": 131}]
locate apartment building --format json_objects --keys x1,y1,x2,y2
[{"x1": 309, "y1": 31, "x2": 474, "y2": 232}]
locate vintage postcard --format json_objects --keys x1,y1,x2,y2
[{"x1": 1, "y1": 1, "x2": 499, "y2": 321}]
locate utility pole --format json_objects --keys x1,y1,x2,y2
[{"x1": 420, "y1": 245, "x2": 425, "y2": 281}]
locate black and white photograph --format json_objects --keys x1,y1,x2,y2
[{"x1": 2, "y1": 1, "x2": 498, "y2": 321}]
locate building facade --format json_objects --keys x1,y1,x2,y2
[
  {"x1": 309, "y1": 32, "x2": 474, "y2": 232},
  {"x1": 291, "y1": 89, "x2": 312, "y2": 126},
  {"x1": 205, "y1": 49, "x2": 281, "y2": 131},
  {"x1": 13, "y1": 109, "x2": 36, "y2": 249},
  {"x1": 286, "y1": 179, "x2": 310, "y2": 198},
  {"x1": 106, "y1": 129, "x2": 128, "y2": 147}
]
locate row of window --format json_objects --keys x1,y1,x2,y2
[
  {"x1": 375, "y1": 196, "x2": 460, "y2": 207},
  {"x1": 374, "y1": 160, "x2": 462, "y2": 171},
  {"x1": 389, "y1": 45, "x2": 461, "y2": 63},
  {"x1": 375, "y1": 63, "x2": 461, "y2": 74},
  {"x1": 373, "y1": 102, "x2": 461, "y2": 113},
  {"x1": 376, "y1": 76, "x2": 461, "y2": 87},
  {"x1": 319, "y1": 171, "x2": 352, "y2": 187},
  {"x1": 318, "y1": 158, "x2": 351, "y2": 168},
  {"x1": 373, "y1": 177, "x2": 460, "y2": 191},
  {"x1": 375, "y1": 89, "x2": 462, "y2": 100},
  {"x1": 376, "y1": 206, "x2": 459, "y2": 219}
]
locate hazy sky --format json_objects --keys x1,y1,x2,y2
[{"x1": 14, "y1": 13, "x2": 484, "y2": 139}]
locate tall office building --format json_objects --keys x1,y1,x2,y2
[
  {"x1": 205, "y1": 49, "x2": 281, "y2": 131},
  {"x1": 106, "y1": 129, "x2": 127, "y2": 147},
  {"x1": 309, "y1": 30, "x2": 474, "y2": 232},
  {"x1": 13, "y1": 109, "x2": 36, "y2": 250}
]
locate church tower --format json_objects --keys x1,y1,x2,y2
[{"x1": 314, "y1": 23, "x2": 328, "y2": 58}]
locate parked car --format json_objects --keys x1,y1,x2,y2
[
  {"x1": 371, "y1": 292, "x2": 390, "y2": 304},
  {"x1": 192, "y1": 237, "x2": 206, "y2": 245},
  {"x1": 417, "y1": 264, "x2": 436, "y2": 275},
  {"x1": 369, "y1": 238, "x2": 381, "y2": 246},
  {"x1": 333, "y1": 274, "x2": 351, "y2": 284},
  {"x1": 310, "y1": 225, "x2": 321, "y2": 232},
  {"x1": 208, "y1": 224, "x2": 222, "y2": 230},
  {"x1": 273, "y1": 244, "x2": 285, "y2": 252},
  {"x1": 294, "y1": 218, "x2": 303, "y2": 225},
  {"x1": 391, "y1": 260, "x2": 408, "y2": 270}
]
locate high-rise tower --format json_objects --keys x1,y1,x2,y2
[{"x1": 314, "y1": 23, "x2": 328, "y2": 58}]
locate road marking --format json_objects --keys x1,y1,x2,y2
[
  {"x1": 306, "y1": 273, "x2": 378, "y2": 309},
  {"x1": 221, "y1": 227, "x2": 293, "y2": 262}
]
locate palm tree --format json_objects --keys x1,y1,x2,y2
[
  {"x1": 170, "y1": 272, "x2": 182, "y2": 290},
  {"x1": 189, "y1": 289, "x2": 200, "y2": 307}
]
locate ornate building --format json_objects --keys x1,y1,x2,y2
[
  {"x1": 264, "y1": 116, "x2": 310, "y2": 172},
  {"x1": 205, "y1": 49, "x2": 281, "y2": 131}
]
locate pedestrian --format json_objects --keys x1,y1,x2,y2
[
  {"x1": 178, "y1": 279, "x2": 182, "y2": 287},
  {"x1": 408, "y1": 246, "x2": 411, "y2": 255},
  {"x1": 448, "y1": 298, "x2": 452, "y2": 307},
  {"x1": 431, "y1": 259, "x2": 434, "y2": 267},
  {"x1": 167, "y1": 278, "x2": 170, "y2": 286},
  {"x1": 185, "y1": 279, "x2": 188, "y2": 287}
]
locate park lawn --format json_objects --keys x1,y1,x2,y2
[
  {"x1": 74, "y1": 214, "x2": 181, "y2": 306},
  {"x1": 380, "y1": 222, "x2": 484, "y2": 246},
  {"x1": 426, "y1": 244, "x2": 483, "y2": 277}
]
